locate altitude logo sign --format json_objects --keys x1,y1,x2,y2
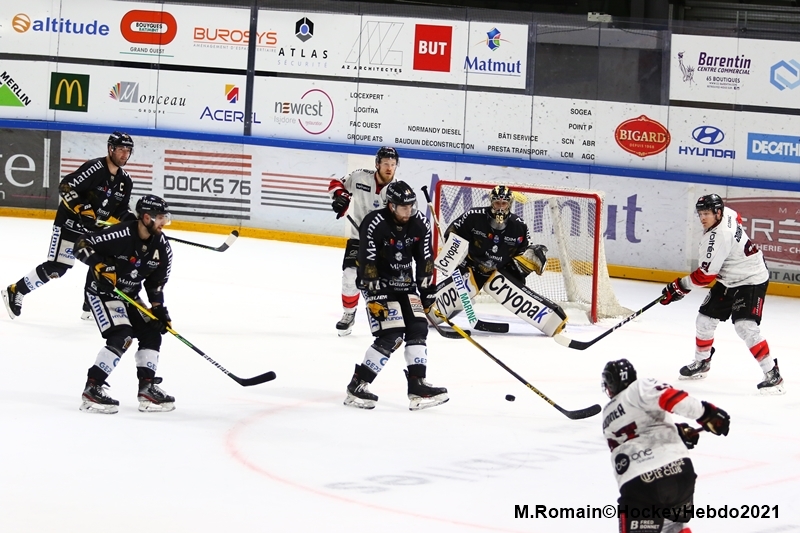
[
  {"x1": 0, "y1": 70, "x2": 31, "y2": 107},
  {"x1": 413, "y1": 25, "x2": 452, "y2": 72},
  {"x1": 11, "y1": 12, "x2": 110, "y2": 36}
]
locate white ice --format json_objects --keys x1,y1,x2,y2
[{"x1": 0, "y1": 216, "x2": 797, "y2": 533}]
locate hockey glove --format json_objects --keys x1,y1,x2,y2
[
  {"x1": 331, "y1": 190, "x2": 352, "y2": 219},
  {"x1": 661, "y1": 278, "x2": 690, "y2": 305},
  {"x1": 361, "y1": 278, "x2": 386, "y2": 296},
  {"x1": 514, "y1": 245, "x2": 548, "y2": 277},
  {"x1": 150, "y1": 305, "x2": 172, "y2": 334},
  {"x1": 92, "y1": 262, "x2": 117, "y2": 294},
  {"x1": 676, "y1": 423, "x2": 700, "y2": 450},
  {"x1": 696, "y1": 401, "x2": 730, "y2": 436},
  {"x1": 420, "y1": 292, "x2": 437, "y2": 314},
  {"x1": 366, "y1": 294, "x2": 390, "y2": 321}
]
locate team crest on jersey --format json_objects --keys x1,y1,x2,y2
[
  {"x1": 493, "y1": 235, "x2": 500, "y2": 243},
  {"x1": 395, "y1": 252, "x2": 403, "y2": 261},
  {"x1": 492, "y1": 245, "x2": 498, "y2": 253},
  {"x1": 373, "y1": 200, "x2": 380, "y2": 208},
  {"x1": 130, "y1": 270, "x2": 138, "y2": 279},
  {"x1": 396, "y1": 241, "x2": 404, "y2": 250}
]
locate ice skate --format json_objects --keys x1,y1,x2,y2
[
  {"x1": 679, "y1": 348, "x2": 713, "y2": 380},
  {"x1": 336, "y1": 310, "x2": 356, "y2": 337},
  {"x1": 758, "y1": 359, "x2": 785, "y2": 395},
  {"x1": 80, "y1": 300, "x2": 92, "y2": 321},
  {"x1": 405, "y1": 370, "x2": 449, "y2": 411},
  {"x1": 80, "y1": 379, "x2": 119, "y2": 414},
  {"x1": 138, "y1": 377, "x2": 176, "y2": 412},
  {"x1": 344, "y1": 373, "x2": 377, "y2": 409},
  {"x1": 2, "y1": 284, "x2": 23, "y2": 319}
]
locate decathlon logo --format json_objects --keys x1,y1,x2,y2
[
  {"x1": 692, "y1": 126, "x2": 724, "y2": 145},
  {"x1": 770, "y1": 60, "x2": 800, "y2": 91}
]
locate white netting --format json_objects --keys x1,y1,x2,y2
[{"x1": 435, "y1": 180, "x2": 631, "y2": 322}]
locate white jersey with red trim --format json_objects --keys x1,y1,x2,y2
[
  {"x1": 603, "y1": 378, "x2": 705, "y2": 488},
  {"x1": 328, "y1": 169, "x2": 389, "y2": 239},
  {"x1": 683, "y1": 206, "x2": 769, "y2": 290}
]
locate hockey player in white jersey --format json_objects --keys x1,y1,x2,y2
[
  {"x1": 660, "y1": 194, "x2": 783, "y2": 394},
  {"x1": 602, "y1": 359, "x2": 730, "y2": 533},
  {"x1": 328, "y1": 147, "x2": 398, "y2": 336}
]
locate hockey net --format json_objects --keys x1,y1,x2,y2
[{"x1": 433, "y1": 180, "x2": 630, "y2": 323}]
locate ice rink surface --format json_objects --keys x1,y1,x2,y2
[{"x1": 0, "y1": 216, "x2": 798, "y2": 533}]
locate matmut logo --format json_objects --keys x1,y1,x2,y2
[{"x1": 413, "y1": 24, "x2": 452, "y2": 72}]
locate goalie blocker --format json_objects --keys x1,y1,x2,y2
[{"x1": 428, "y1": 268, "x2": 567, "y2": 337}]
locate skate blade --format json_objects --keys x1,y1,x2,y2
[
  {"x1": 138, "y1": 400, "x2": 176, "y2": 412},
  {"x1": 759, "y1": 383, "x2": 786, "y2": 396},
  {"x1": 343, "y1": 396, "x2": 376, "y2": 409},
  {"x1": 80, "y1": 400, "x2": 119, "y2": 414},
  {"x1": 408, "y1": 394, "x2": 449, "y2": 411},
  {"x1": 2, "y1": 290, "x2": 18, "y2": 320},
  {"x1": 678, "y1": 372, "x2": 708, "y2": 381},
  {"x1": 337, "y1": 327, "x2": 353, "y2": 337},
  {"x1": 80, "y1": 311, "x2": 93, "y2": 321}
]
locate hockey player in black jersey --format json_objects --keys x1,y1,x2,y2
[
  {"x1": 428, "y1": 185, "x2": 567, "y2": 336},
  {"x1": 344, "y1": 181, "x2": 448, "y2": 411},
  {"x1": 74, "y1": 195, "x2": 175, "y2": 414},
  {"x1": 2, "y1": 132, "x2": 136, "y2": 320}
]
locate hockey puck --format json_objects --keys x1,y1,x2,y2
[{"x1": 505, "y1": 394, "x2": 516, "y2": 402}]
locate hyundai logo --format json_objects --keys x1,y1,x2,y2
[{"x1": 692, "y1": 126, "x2": 725, "y2": 145}]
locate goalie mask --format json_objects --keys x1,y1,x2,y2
[
  {"x1": 489, "y1": 185, "x2": 513, "y2": 230},
  {"x1": 602, "y1": 359, "x2": 637, "y2": 398}
]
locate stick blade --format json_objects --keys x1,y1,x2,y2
[
  {"x1": 217, "y1": 230, "x2": 239, "y2": 252},
  {"x1": 557, "y1": 403, "x2": 602, "y2": 420},
  {"x1": 233, "y1": 371, "x2": 276, "y2": 387},
  {"x1": 475, "y1": 320, "x2": 509, "y2": 333},
  {"x1": 553, "y1": 334, "x2": 589, "y2": 350}
]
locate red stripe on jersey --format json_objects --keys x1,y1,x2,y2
[
  {"x1": 342, "y1": 294, "x2": 359, "y2": 308},
  {"x1": 328, "y1": 178, "x2": 345, "y2": 194},
  {"x1": 750, "y1": 340, "x2": 770, "y2": 361},
  {"x1": 690, "y1": 268, "x2": 716, "y2": 287},
  {"x1": 695, "y1": 337, "x2": 714, "y2": 349},
  {"x1": 619, "y1": 512, "x2": 627, "y2": 533},
  {"x1": 658, "y1": 388, "x2": 688, "y2": 412}
]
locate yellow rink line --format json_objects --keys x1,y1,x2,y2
[{"x1": 3, "y1": 206, "x2": 798, "y2": 298}]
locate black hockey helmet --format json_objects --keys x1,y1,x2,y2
[
  {"x1": 136, "y1": 194, "x2": 170, "y2": 221},
  {"x1": 602, "y1": 359, "x2": 637, "y2": 398},
  {"x1": 489, "y1": 185, "x2": 513, "y2": 229},
  {"x1": 695, "y1": 194, "x2": 724, "y2": 215},
  {"x1": 386, "y1": 180, "x2": 416, "y2": 207},
  {"x1": 108, "y1": 131, "x2": 134, "y2": 153},
  {"x1": 375, "y1": 146, "x2": 399, "y2": 166}
]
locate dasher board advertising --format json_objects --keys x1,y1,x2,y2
[{"x1": 670, "y1": 34, "x2": 800, "y2": 110}]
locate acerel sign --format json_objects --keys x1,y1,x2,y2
[{"x1": 615, "y1": 115, "x2": 671, "y2": 157}]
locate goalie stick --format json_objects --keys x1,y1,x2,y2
[
  {"x1": 434, "y1": 309, "x2": 601, "y2": 420},
  {"x1": 420, "y1": 185, "x2": 509, "y2": 334},
  {"x1": 554, "y1": 295, "x2": 665, "y2": 350},
  {"x1": 96, "y1": 220, "x2": 239, "y2": 252},
  {"x1": 113, "y1": 289, "x2": 276, "y2": 387}
]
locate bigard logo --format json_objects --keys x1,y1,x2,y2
[
  {"x1": 0, "y1": 71, "x2": 31, "y2": 107},
  {"x1": 49, "y1": 73, "x2": 89, "y2": 112},
  {"x1": 615, "y1": 115, "x2": 670, "y2": 157}
]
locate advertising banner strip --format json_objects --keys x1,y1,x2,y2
[{"x1": 261, "y1": 172, "x2": 332, "y2": 212}]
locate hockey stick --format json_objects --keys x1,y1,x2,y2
[
  {"x1": 420, "y1": 185, "x2": 508, "y2": 334},
  {"x1": 95, "y1": 220, "x2": 239, "y2": 252},
  {"x1": 112, "y1": 288, "x2": 276, "y2": 387},
  {"x1": 554, "y1": 295, "x2": 665, "y2": 350},
  {"x1": 434, "y1": 308, "x2": 601, "y2": 420}
]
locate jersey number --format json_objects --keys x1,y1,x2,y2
[{"x1": 607, "y1": 421, "x2": 639, "y2": 451}]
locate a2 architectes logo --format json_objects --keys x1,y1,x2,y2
[{"x1": 11, "y1": 12, "x2": 110, "y2": 36}]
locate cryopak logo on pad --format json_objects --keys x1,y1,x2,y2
[{"x1": 413, "y1": 24, "x2": 452, "y2": 72}]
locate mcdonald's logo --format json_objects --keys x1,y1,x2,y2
[{"x1": 49, "y1": 73, "x2": 90, "y2": 112}]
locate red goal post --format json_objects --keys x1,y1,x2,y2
[{"x1": 432, "y1": 180, "x2": 630, "y2": 323}]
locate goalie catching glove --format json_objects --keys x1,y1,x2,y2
[
  {"x1": 513, "y1": 245, "x2": 548, "y2": 277},
  {"x1": 92, "y1": 262, "x2": 117, "y2": 294},
  {"x1": 661, "y1": 278, "x2": 690, "y2": 305}
]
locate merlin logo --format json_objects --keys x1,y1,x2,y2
[
  {"x1": 770, "y1": 60, "x2": 800, "y2": 91},
  {"x1": 0, "y1": 71, "x2": 31, "y2": 107},
  {"x1": 49, "y1": 73, "x2": 89, "y2": 112},
  {"x1": 295, "y1": 17, "x2": 313, "y2": 42},
  {"x1": 344, "y1": 21, "x2": 403, "y2": 71}
]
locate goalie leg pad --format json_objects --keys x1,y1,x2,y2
[
  {"x1": 483, "y1": 270, "x2": 567, "y2": 337},
  {"x1": 433, "y1": 232, "x2": 470, "y2": 279},
  {"x1": 426, "y1": 270, "x2": 479, "y2": 324}
]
